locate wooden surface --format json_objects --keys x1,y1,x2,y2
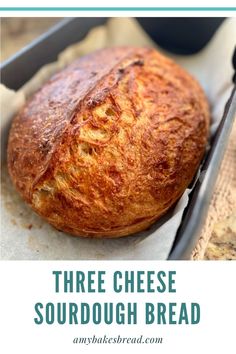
[
  {"x1": 1, "y1": 18, "x2": 236, "y2": 259},
  {"x1": 192, "y1": 119, "x2": 236, "y2": 260}
]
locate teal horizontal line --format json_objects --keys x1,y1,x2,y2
[{"x1": 0, "y1": 7, "x2": 236, "y2": 11}]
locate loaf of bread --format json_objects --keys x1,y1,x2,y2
[{"x1": 7, "y1": 47, "x2": 210, "y2": 238}]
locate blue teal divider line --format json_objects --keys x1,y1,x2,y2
[{"x1": 0, "y1": 7, "x2": 236, "y2": 11}]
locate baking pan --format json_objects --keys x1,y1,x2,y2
[{"x1": 1, "y1": 17, "x2": 235, "y2": 260}]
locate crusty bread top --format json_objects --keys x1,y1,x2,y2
[
  {"x1": 8, "y1": 48, "x2": 140, "y2": 200},
  {"x1": 8, "y1": 47, "x2": 210, "y2": 237}
]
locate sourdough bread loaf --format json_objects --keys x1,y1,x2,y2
[{"x1": 7, "y1": 47, "x2": 210, "y2": 237}]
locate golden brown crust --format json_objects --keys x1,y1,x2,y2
[{"x1": 8, "y1": 47, "x2": 210, "y2": 238}]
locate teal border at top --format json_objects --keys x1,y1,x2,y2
[{"x1": 0, "y1": 7, "x2": 236, "y2": 11}]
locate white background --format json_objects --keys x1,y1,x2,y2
[
  {"x1": 0, "y1": 0, "x2": 236, "y2": 17},
  {"x1": 0, "y1": 0, "x2": 236, "y2": 7},
  {"x1": 0, "y1": 261, "x2": 236, "y2": 353}
]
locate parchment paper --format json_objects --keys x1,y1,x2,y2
[{"x1": 1, "y1": 18, "x2": 235, "y2": 260}]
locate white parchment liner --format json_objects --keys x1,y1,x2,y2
[{"x1": 1, "y1": 18, "x2": 235, "y2": 260}]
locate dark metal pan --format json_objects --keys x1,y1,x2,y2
[{"x1": 169, "y1": 84, "x2": 236, "y2": 259}]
